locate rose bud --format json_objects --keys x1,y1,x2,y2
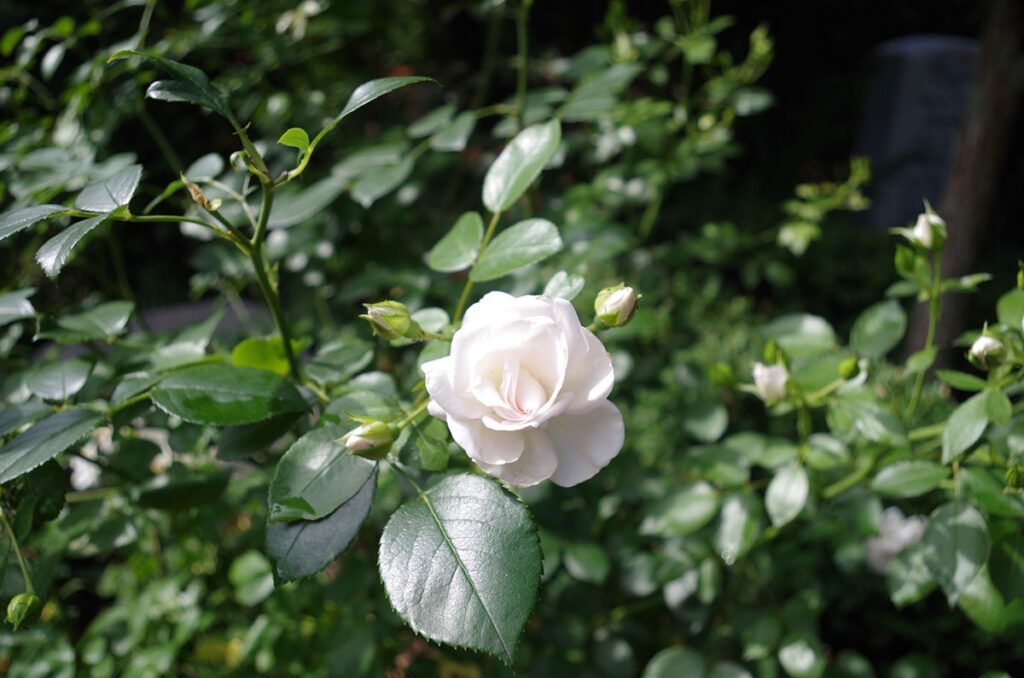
[
  {"x1": 910, "y1": 210, "x2": 947, "y2": 251},
  {"x1": 752, "y1": 362, "x2": 788, "y2": 403},
  {"x1": 6, "y1": 592, "x2": 42, "y2": 631},
  {"x1": 360, "y1": 301, "x2": 422, "y2": 341},
  {"x1": 594, "y1": 284, "x2": 638, "y2": 328},
  {"x1": 968, "y1": 335, "x2": 1005, "y2": 370},
  {"x1": 341, "y1": 421, "x2": 395, "y2": 460}
]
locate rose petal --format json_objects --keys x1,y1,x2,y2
[
  {"x1": 446, "y1": 417, "x2": 525, "y2": 466},
  {"x1": 477, "y1": 428, "x2": 558, "y2": 487},
  {"x1": 544, "y1": 400, "x2": 624, "y2": 487},
  {"x1": 552, "y1": 301, "x2": 614, "y2": 414},
  {"x1": 423, "y1": 357, "x2": 487, "y2": 421}
]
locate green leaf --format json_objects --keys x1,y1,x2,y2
[
  {"x1": 714, "y1": 492, "x2": 762, "y2": 564},
  {"x1": 217, "y1": 413, "x2": 302, "y2": 460},
  {"x1": 482, "y1": 119, "x2": 562, "y2": 213},
  {"x1": 682, "y1": 401, "x2": 728, "y2": 443},
  {"x1": 277, "y1": 127, "x2": 310, "y2": 153},
  {"x1": 350, "y1": 156, "x2": 414, "y2": 208},
  {"x1": 936, "y1": 369, "x2": 988, "y2": 392},
  {"x1": 0, "y1": 205, "x2": 68, "y2": 243},
  {"x1": 0, "y1": 409, "x2": 103, "y2": 483},
  {"x1": 870, "y1": 460, "x2": 948, "y2": 498},
  {"x1": 310, "y1": 76, "x2": 433, "y2": 151},
  {"x1": 0, "y1": 288, "x2": 35, "y2": 326},
  {"x1": 408, "y1": 103, "x2": 455, "y2": 138},
  {"x1": 35, "y1": 213, "x2": 110, "y2": 279},
  {"x1": 941, "y1": 391, "x2": 988, "y2": 464},
  {"x1": 426, "y1": 211, "x2": 484, "y2": 273},
  {"x1": 430, "y1": 111, "x2": 476, "y2": 152},
  {"x1": 996, "y1": 288, "x2": 1024, "y2": 329},
  {"x1": 905, "y1": 346, "x2": 937, "y2": 374},
  {"x1": 379, "y1": 473, "x2": 540, "y2": 664},
  {"x1": 74, "y1": 164, "x2": 142, "y2": 213},
  {"x1": 560, "y1": 63, "x2": 643, "y2": 121},
  {"x1": 760, "y1": 314, "x2": 836, "y2": 357},
  {"x1": 268, "y1": 426, "x2": 377, "y2": 522},
  {"x1": 0, "y1": 401, "x2": 52, "y2": 437},
  {"x1": 109, "y1": 50, "x2": 231, "y2": 118},
  {"x1": 777, "y1": 632, "x2": 826, "y2": 678},
  {"x1": 411, "y1": 419, "x2": 449, "y2": 472},
  {"x1": 941, "y1": 273, "x2": 992, "y2": 293},
  {"x1": 267, "y1": 466, "x2": 377, "y2": 580},
  {"x1": 986, "y1": 389, "x2": 1012, "y2": 426},
  {"x1": 268, "y1": 174, "x2": 347, "y2": 228},
  {"x1": 543, "y1": 271, "x2": 585, "y2": 300},
  {"x1": 850, "y1": 299, "x2": 906, "y2": 358},
  {"x1": 641, "y1": 647, "x2": 706, "y2": 678},
  {"x1": 958, "y1": 565, "x2": 1024, "y2": 633},
  {"x1": 563, "y1": 542, "x2": 611, "y2": 584},
  {"x1": 470, "y1": 218, "x2": 562, "y2": 282},
  {"x1": 185, "y1": 153, "x2": 225, "y2": 180},
  {"x1": 888, "y1": 542, "x2": 936, "y2": 607},
  {"x1": 231, "y1": 336, "x2": 296, "y2": 376},
  {"x1": 56, "y1": 300, "x2": 134, "y2": 339},
  {"x1": 305, "y1": 338, "x2": 375, "y2": 386},
  {"x1": 229, "y1": 550, "x2": 275, "y2": 606},
  {"x1": 150, "y1": 363, "x2": 309, "y2": 426},
  {"x1": 958, "y1": 467, "x2": 1024, "y2": 518},
  {"x1": 25, "y1": 359, "x2": 92, "y2": 401},
  {"x1": 920, "y1": 502, "x2": 990, "y2": 604},
  {"x1": 640, "y1": 481, "x2": 719, "y2": 536},
  {"x1": 765, "y1": 463, "x2": 809, "y2": 527}
]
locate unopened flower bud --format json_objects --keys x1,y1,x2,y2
[
  {"x1": 969, "y1": 335, "x2": 1005, "y2": 370},
  {"x1": 594, "y1": 284, "x2": 638, "y2": 328},
  {"x1": 359, "y1": 301, "x2": 421, "y2": 341},
  {"x1": 1006, "y1": 465, "x2": 1024, "y2": 490},
  {"x1": 752, "y1": 362, "x2": 788, "y2": 403},
  {"x1": 6, "y1": 592, "x2": 42, "y2": 630},
  {"x1": 342, "y1": 421, "x2": 394, "y2": 459},
  {"x1": 910, "y1": 211, "x2": 947, "y2": 251},
  {"x1": 839, "y1": 356, "x2": 860, "y2": 380}
]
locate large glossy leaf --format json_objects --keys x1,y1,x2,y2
[
  {"x1": 74, "y1": 164, "x2": 142, "y2": 213},
  {"x1": 379, "y1": 473, "x2": 541, "y2": 664},
  {"x1": 765, "y1": 463, "x2": 809, "y2": 527},
  {"x1": 109, "y1": 50, "x2": 231, "y2": 118},
  {"x1": 850, "y1": 299, "x2": 906, "y2": 358},
  {"x1": 482, "y1": 119, "x2": 561, "y2": 213},
  {"x1": 35, "y1": 213, "x2": 110, "y2": 279},
  {"x1": 150, "y1": 363, "x2": 309, "y2": 426},
  {"x1": 470, "y1": 218, "x2": 562, "y2": 281},
  {"x1": 350, "y1": 156, "x2": 414, "y2": 208},
  {"x1": 408, "y1": 103, "x2": 455, "y2": 137},
  {"x1": 543, "y1": 271, "x2": 585, "y2": 300},
  {"x1": 760, "y1": 314, "x2": 836, "y2": 357},
  {"x1": 0, "y1": 409, "x2": 103, "y2": 483},
  {"x1": 714, "y1": 492, "x2": 762, "y2": 564},
  {"x1": 0, "y1": 205, "x2": 68, "y2": 243},
  {"x1": 268, "y1": 426, "x2": 377, "y2": 522},
  {"x1": 309, "y1": 76, "x2": 433, "y2": 152},
  {"x1": 640, "y1": 481, "x2": 719, "y2": 536},
  {"x1": 267, "y1": 466, "x2": 377, "y2": 580},
  {"x1": 0, "y1": 401, "x2": 52, "y2": 437},
  {"x1": 921, "y1": 502, "x2": 990, "y2": 604},
  {"x1": 304, "y1": 338, "x2": 375, "y2": 386},
  {"x1": 427, "y1": 211, "x2": 484, "y2": 273},
  {"x1": 217, "y1": 413, "x2": 302, "y2": 460},
  {"x1": 56, "y1": 301, "x2": 134, "y2": 339},
  {"x1": 430, "y1": 111, "x2": 476, "y2": 152},
  {"x1": 25, "y1": 359, "x2": 92, "y2": 401},
  {"x1": 0, "y1": 288, "x2": 35, "y2": 326},
  {"x1": 941, "y1": 391, "x2": 988, "y2": 464},
  {"x1": 137, "y1": 465, "x2": 231, "y2": 510},
  {"x1": 231, "y1": 336, "x2": 295, "y2": 376},
  {"x1": 870, "y1": 460, "x2": 948, "y2": 498},
  {"x1": 268, "y1": 174, "x2": 347, "y2": 228},
  {"x1": 887, "y1": 542, "x2": 936, "y2": 607}
]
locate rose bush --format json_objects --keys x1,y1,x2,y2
[{"x1": 422, "y1": 292, "x2": 624, "y2": 487}]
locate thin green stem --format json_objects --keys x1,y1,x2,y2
[
  {"x1": 396, "y1": 398, "x2": 432, "y2": 429},
  {"x1": 248, "y1": 188, "x2": 301, "y2": 381},
  {"x1": 453, "y1": 210, "x2": 502, "y2": 323},
  {"x1": 387, "y1": 459, "x2": 426, "y2": 496},
  {"x1": 514, "y1": 0, "x2": 534, "y2": 131},
  {"x1": 796, "y1": 402, "x2": 812, "y2": 443},
  {"x1": 906, "y1": 251, "x2": 943, "y2": 420},
  {"x1": 0, "y1": 507, "x2": 33, "y2": 593}
]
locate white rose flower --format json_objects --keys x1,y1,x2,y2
[
  {"x1": 969, "y1": 335, "x2": 1005, "y2": 370},
  {"x1": 864, "y1": 506, "x2": 926, "y2": 574},
  {"x1": 422, "y1": 292, "x2": 624, "y2": 487},
  {"x1": 752, "y1": 362, "x2": 788, "y2": 403}
]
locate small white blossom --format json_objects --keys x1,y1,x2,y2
[
  {"x1": 969, "y1": 335, "x2": 1005, "y2": 370},
  {"x1": 752, "y1": 362, "x2": 788, "y2": 403},
  {"x1": 910, "y1": 211, "x2": 946, "y2": 250},
  {"x1": 864, "y1": 507, "x2": 926, "y2": 574}
]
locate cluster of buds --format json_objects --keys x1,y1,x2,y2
[
  {"x1": 594, "y1": 284, "x2": 638, "y2": 328},
  {"x1": 360, "y1": 301, "x2": 423, "y2": 341}
]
